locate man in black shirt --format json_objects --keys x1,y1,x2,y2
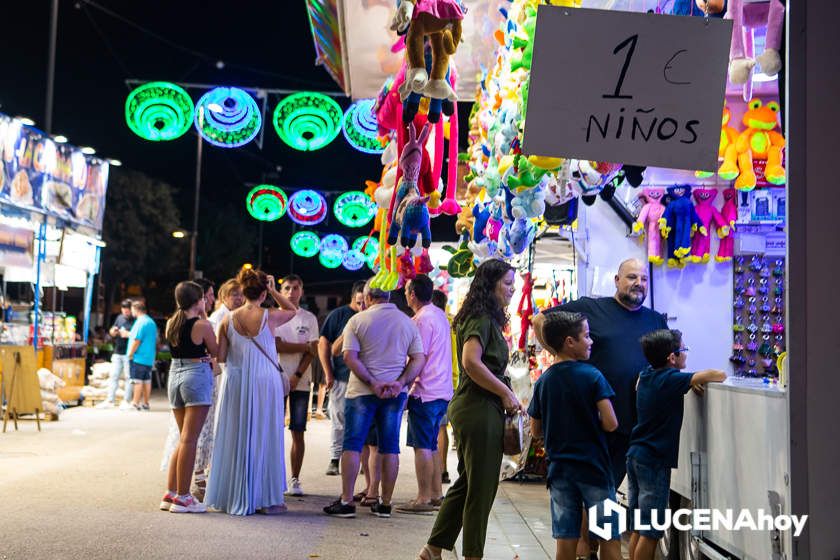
[
  {"x1": 98, "y1": 300, "x2": 135, "y2": 408},
  {"x1": 546, "y1": 258, "x2": 667, "y2": 488}
]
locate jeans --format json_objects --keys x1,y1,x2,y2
[
  {"x1": 343, "y1": 393, "x2": 408, "y2": 455},
  {"x1": 328, "y1": 380, "x2": 347, "y2": 461},
  {"x1": 287, "y1": 390, "x2": 310, "y2": 432},
  {"x1": 549, "y1": 475, "x2": 619, "y2": 540},
  {"x1": 627, "y1": 456, "x2": 672, "y2": 539},
  {"x1": 167, "y1": 360, "x2": 213, "y2": 408},
  {"x1": 107, "y1": 353, "x2": 130, "y2": 403},
  {"x1": 406, "y1": 397, "x2": 449, "y2": 451}
]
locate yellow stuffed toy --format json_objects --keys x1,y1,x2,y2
[{"x1": 718, "y1": 99, "x2": 785, "y2": 191}]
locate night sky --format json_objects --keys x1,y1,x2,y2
[{"x1": 1, "y1": 0, "x2": 461, "y2": 295}]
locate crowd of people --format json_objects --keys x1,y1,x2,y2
[{"x1": 94, "y1": 257, "x2": 726, "y2": 560}]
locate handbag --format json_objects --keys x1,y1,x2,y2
[
  {"x1": 503, "y1": 411, "x2": 525, "y2": 456},
  {"x1": 233, "y1": 315, "x2": 290, "y2": 395}
]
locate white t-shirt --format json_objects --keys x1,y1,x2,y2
[
  {"x1": 342, "y1": 303, "x2": 424, "y2": 399},
  {"x1": 274, "y1": 307, "x2": 319, "y2": 389}
]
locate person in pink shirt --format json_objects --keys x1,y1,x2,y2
[{"x1": 396, "y1": 275, "x2": 454, "y2": 515}]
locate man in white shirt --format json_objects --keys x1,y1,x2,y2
[
  {"x1": 274, "y1": 274, "x2": 319, "y2": 497},
  {"x1": 323, "y1": 279, "x2": 425, "y2": 519}
]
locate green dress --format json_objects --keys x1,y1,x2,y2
[{"x1": 428, "y1": 314, "x2": 510, "y2": 558}]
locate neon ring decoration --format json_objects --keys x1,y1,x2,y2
[
  {"x1": 319, "y1": 251, "x2": 343, "y2": 269},
  {"x1": 342, "y1": 98, "x2": 383, "y2": 154},
  {"x1": 333, "y1": 191, "x2": 377, "y2": 228},
  {"x1": 288, "y1": 189, "x2": 328, "y2": 225},
  {"x1": 125, "y1": 81, "x2": 194, "y2": 141},
  {"x1": 342, "y1": 250, "x2": 367, "y2": 271},
  {"x1": 290, "y1": 231, "x2": 321, "y2": 258},
  {"x1": 353, "y1": 236, "x2": 379, "y2": 266},
  {"x1": 246, "y1": 185, "x2": 288, "y2": 222},
  {"x1": 195, "y1": 87, "x2": 261, "y2": 148},
  {"x1": 273, "y1": 92, "x2": 342, "y2": 151},
  {"x1": 320, "y1": 233, "x2": 349, "y2": 256}
]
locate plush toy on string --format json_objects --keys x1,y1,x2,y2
[
  {"x1": 727, "y1": 0, "x2": 785, "y2": 86},
  {"x1": 632, "y1": 187, "x2": 667, "y2": 266},
  {"x1": 517, "y1": 272, "x2": 535, "y2": 352},
  {"x1": 659, "y1": 185, "x2": 706, "y2": 268},
  {"x1": 718, "y1": 99, "x2": 785, "y2": 190},
  {"x1": 716, "y1": 187, "x2": 738, "y2": 262},
  {"x1": 689, "y1": 188, "x2": 731, "y2": 264}
]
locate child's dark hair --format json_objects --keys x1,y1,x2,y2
[
  {"x1": 640, "y1": 329, "x2": 683, "y2": 368},
  {"x1": 541, "y1": 311, "x2": 587, "y2": 352}
]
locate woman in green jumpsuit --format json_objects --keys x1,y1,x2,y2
[{"x1": 417, "y1": 259, "x2": 523, "y2": 560}]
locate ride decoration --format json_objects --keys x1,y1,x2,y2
[
  {"x1": 273, "y1": 92, "x2": 342, "y2": 151},
  {"x1": 288, "y1": 189, "x2": 328, "y2": 225},
  {"x1": 290, "y1": 231, "x2": 321, "y2": 257},
  {"x1": 195, "y1": 87, "x2": 262, "y2": 148},
  {"x1": 342, "y1": 98, "x2": 384, "y2": 154},
  {"x1": 246, "y1": 184, "x2": 288, "y2": 222},
  {"x1": 125, "y1": 81, "x2": 194, "y2": 141},
  {"x1": 333, "y1": 191, "x2": 377, "y2": 228}
]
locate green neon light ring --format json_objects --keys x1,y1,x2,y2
[
  {"x1": 352, "y1": 236, "x2": 379, "y2": 266},
  {"x1": 290, "y1": 231, "x2": 321, "y2": 257},
  {"x1": 333, "y1": 191, "x2": 377, "y2": 228},
  {"x1": 246, "y1": 184, "x2": 288, "y2": 221},
  {"x1": 125, "y1": 81, "x2": 194, "y2": 142},
  {"x1": 319, "y1": 251, "x2": 343, "y2": 269},
  {"x1": 273, "y1": 92, "x2": 342, "y2": 151}
]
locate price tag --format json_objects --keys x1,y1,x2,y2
[{"x1": 522, "y1": 6, "x2": 732, "y2": 171}]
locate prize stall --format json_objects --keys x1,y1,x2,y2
[{"x1": 0, "y1": 113, "x2": 109, "y2": 414}]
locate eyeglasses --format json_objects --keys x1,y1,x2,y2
[{"x1": 675, "y1": 346, "x2": 691, "y2": 354}]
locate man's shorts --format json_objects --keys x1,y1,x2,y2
[
  {"x1": 287, "y1": 390, "x2": 310, "y2": 432},
  {"x1": 343, "y1": 393, "x2": 407, "y2": 454},
  {"x1": 627, "y1": 456, "x2": 671, "y2": 539},
  {"x1": 549, "y1": 474, "x2": 620, "y2": 541},
  {"x1": 406, "y1": 397, "x2": 449, "y2": 451},
  {"x1": 129, "y1": 362, "x2": 153, "y2": 384}
]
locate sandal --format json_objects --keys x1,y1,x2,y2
[
  {"x1": 256, "y1": 504, "x2": 287, "y2": 515},
  {"x1": 416, "y1": 545, "x2": 442, "y2": 560},
  {"x1": 360, "y1": 495, "x2": 379, "y2": 507},
  {"x1": 353, "y1": 492, "x2": 366, "y2": 502}
]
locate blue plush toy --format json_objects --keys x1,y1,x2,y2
[
  {"x1": 471, "y1": 201, "x2": 490, "y2": 244},
  {"x1": 658, "y1": 185, "x2": 706, "y2": 268}
]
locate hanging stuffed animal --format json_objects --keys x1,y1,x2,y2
[
  {"x1": 716, "y1": 187, "x2": 738, "y2": 262},
  {"x1": 718, "y1": 99, "x2": 785, "y2": 190},
  {"x1": 389, "y1": 123, "x2": 433, "y2": 276},
  {"x1": 727, "y1": 0, "x2": 785, "y2": 85},
  {"x1": 632, "y1": 187, "x2": 667, "y2": 266},
  {"x1": 689, "y1": 188, "x2": 730, "y2": 264},
  {"x1": 659, "y1": 185, "x2": 705, "y2": 268},
  {"x1": 391, "y1": 0, "x2": 464, "y2": 103},
  {"x1": 517, "y1": 272, "x2": 535, "y2": 352},
  {"x1": 697, "y1": 104, "x2": 740, "y2": 178}
]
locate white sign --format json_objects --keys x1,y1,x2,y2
[{"x1": 522, "y1": 6, "x2": 732, "y2": 171}]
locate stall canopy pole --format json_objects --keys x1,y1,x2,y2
[
  {"x1": 33, "y1": 219, "x2": 47, "y2": 353},
  {"x1": 82, "y1": 246, "x2": 100, "y2": 344},
  {"x1": 45, "y1": 0, "x2": 59, "y2": 134},
  {"x1": 189, "y1": 133, "x2": 203, "y2": 279}
]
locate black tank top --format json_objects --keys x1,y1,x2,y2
[{"x1": 170, "y1": 317, "x2": 208, "y2": 359}]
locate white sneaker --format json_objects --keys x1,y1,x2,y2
[
  {"x1": 285, "y1": 477, "x2": 304, "y2": 497},
  {"x1": 118, "y1": 401, "x2": 133, "y2": 411},
  {"x1": 169, "y1": 494, "x2": 207, "y2": 513},
  {"x1": 95, "y1": 401, "x2": 114, "y2": 409}
]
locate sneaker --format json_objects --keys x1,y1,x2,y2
[
  {"x1": 95, "y1": 401, "x2": 114, "y2": 409},
  {"x1": 118, "y1": 401, "x2": 133, "y2": 411},
  {"x1": 141, "y1": 403, "x2": 150, "y2": 411},
  {"x1": 169, "y1": 494, "x2": 207, "y2": 513},
  {"x1": 285, "y1": 477, "x2": 304, "y2": 496},
  {"x1": 394, "y1": 500, "x2": 436, "y2": 515},
  {"x1": 441, "y1": 471, "x2": 451, "y2": 484},
  {"x1": 325, "y1": 460, "x2": 340, "y2": 476},
  {"x1": 323, "y1": 498, "x2": 356, "y2": 518},
  {"x1": 370, "y1": 500, "x2": 392, "y2": 518},
  {"x1": 159, "y1": 491, "x2": 176, "y2": 511}
]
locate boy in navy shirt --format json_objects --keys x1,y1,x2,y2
[
  {"x1": 529, "y1": 311, "x2": 622, "y2": 560},
  {"x1": 627, "y1": 329, "x2": 726, "y2": 560}
]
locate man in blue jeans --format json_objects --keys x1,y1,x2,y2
[
  {"x1": 126, "y1": 300, "x2": 158, "y2": 410},
  {"x1": 98, "y1": 300, "x2": 134, "y2": 409},
  {"x1": 323, "y1": 279, "x2": 425, "y2": 519}
]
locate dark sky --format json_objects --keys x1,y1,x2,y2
[{"x1": 1, "y1": 0, "x2": 460, "y2": 294}]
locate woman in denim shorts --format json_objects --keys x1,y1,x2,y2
[{"x1": 159, "y1": 281, "x2": 219, "y2": 514}]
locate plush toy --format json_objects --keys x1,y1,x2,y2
[
  {"x1": 716, "y1": 187, "x2": 738, "y2": 262},
  {"x1": 389, "y1": 123, "x2": 433, "y2": 270},
  {"x1": 659, "y1": 185, "x2": 705, "y2": 268},
  {"x1": 632, "y1": 187, "x2": 667, "y2": 266},
  {"x1": 402, "y1": 42, "x2": 456, "y2": 124},
  {"x1": 517, "y1": 272, "x2": 534, "y2": 352},
  {"x1": 497, "y1": 214, "x2": 534, "y2": 259},
  {"x1": 689, "y1": 188, "x2": 730, "y2": 264},
  {"x1": 568, "y1": 160, "x2": 622, "y2": 205},
  {"x1": 697, "y1": 104, "x2": 740, "y2": 178},
  {"x1": 510, "y1": 183, "x2": 546, "y2": 219},
  {"x1": 727, "y1": 0, "x2": 785, "y2": 85},
  {"x1": 718, "y1": 99, "x2": 785, "y2": 190},
  {"x1": 442, "y1": 234, "x2": 476, "y2": 278},
  {"x1": 391, "y1": 0, "x2": 464, "y2": 102}
]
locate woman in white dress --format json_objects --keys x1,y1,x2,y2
[{"x1": 205, "y1": 268, "x2": 297, "y2": 515}]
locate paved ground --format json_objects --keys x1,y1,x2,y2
[{"x1": 0, "y1": 392, "x2": 559, "y2": 560}]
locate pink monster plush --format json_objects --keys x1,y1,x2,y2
[
  {"x1": 690, "y1": 188, "x2": 730, "y2": 264},
  {"x1": 716, "y1": 188, "x2": 738, "y2": 262},
  {"x1": 632, "y1": 187, "x2": 667, "y2": 266}
]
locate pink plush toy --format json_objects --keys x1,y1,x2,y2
[
  {"x1": 727, "y1": 0, "x2": 785, "y2": 90},
  {"x1": 716, "y1": 187, "x2": 738, "y2": 262},
  {"x1": 690, "y1": 188, "x2": 730, "y2": 264},
  {"x1": 632, "y1": 187, "x2": 667, "y2": 266}
]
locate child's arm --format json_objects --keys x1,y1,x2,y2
[
  {"x1": 530, "y1": 417, "x2": 543, "y2": 439},
  {"x1": 596, "y1": 398, "x2": 619, "y2": 432},
  {"x1": 690, "y1": 369, "x2": 727, "y2": 395}
]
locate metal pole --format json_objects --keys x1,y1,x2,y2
[
  {"x1": 258, "y1": 221, "x2": 264, "y2": 269},
  {"x1": 189, "y1": 132, "x2": 203, "y2": 279},
  {"x1": 45, "y1": 0, "x2": 59, "y2": 134}
]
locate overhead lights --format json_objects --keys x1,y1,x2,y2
[
  {"x1": 15, "y1": 116, "x2": 35, "y2": 126},
  {"x1": 80, "y1": 146, "x2": 96, "y2": 155},
  {"x1": 108, "y1": 159, "x2": 122, "y2": 166},
  {"x1": 171, "y1": 229, "x2": 187, "y2": 239},
  {"x1": 53, "y1": 135, "x2": 68, "y2": 143}
]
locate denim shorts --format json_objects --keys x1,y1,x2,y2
[
  {"x1": 406, "y1": 397, "x2": 449, "y2": 451},
  {"x1": 365, "y1": 425, "x2": 378, "y2": 446},
  {"x1": 129, "y1": 362, "x2": 153, "y2": 383},
  {"x1": 627, "y1": 456, "x2": 672, "y2": 539},
  {"x1": 343, "y1": 392, "x2": 408, "y2": 454},
  {"x1": 549, "y1": 475, "x2": 620, "y2": 540},
  {"x1": 287, "y1": 390, "x2": 309, "y2": 432},
  {"x1": 167, "y1": 360, "x2": 213, "y2": 408}
]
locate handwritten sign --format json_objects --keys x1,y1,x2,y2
[{"x1": 522, "y1": 6, "x2": 732, "y2": 171}]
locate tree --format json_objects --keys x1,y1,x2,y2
[
  {"x1": 194, "y1": 197, "x2": 258, "y2": 283},
  {"x1": 100, "y1": 168, "x2": 185, "y2": 313}
]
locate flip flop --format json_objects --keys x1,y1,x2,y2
[{"x1": 416, "y1": 545, "x2": 442, "y2": 560}]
